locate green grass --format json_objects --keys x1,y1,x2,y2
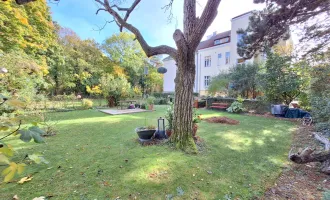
[{"x1": 0, "y1": 106, "x2": 295, "y2": 199}]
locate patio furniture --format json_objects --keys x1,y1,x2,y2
[
  {"x1": 117, "y1": 100, "x2": 137, "y2": 110},
  {"x1": 210, "y1": 102, "x2": 229, "y2": 110}
]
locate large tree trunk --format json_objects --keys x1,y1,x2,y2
[{"x1": 171, "y1": 50, "x2": 196, "y2": 150}]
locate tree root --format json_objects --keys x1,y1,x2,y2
[{"x1": 289, "y1": 132, "x2": 330, "y2": 175}]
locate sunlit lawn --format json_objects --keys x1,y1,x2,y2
[{"x1": 0, "y1": 106, "x2": 295, "y2": 199}]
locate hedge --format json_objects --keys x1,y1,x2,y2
[
  {"x1": 152, "y1": 92, "x2": 199, "y2": 98},
  {"x1": 206, "y1": 97, "x2": 270, "y2": 114}
]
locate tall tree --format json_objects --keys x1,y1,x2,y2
[
  {"x1": 0, "y1": 0, "x2": 56, "y2": 65},
  {"x1": 229, "y1": 63, "x2": 261, "y2": 99},
  {"x1": 259, "y1": 51, "x2": 307, "y2": 105},
  {"x1": 102, "y1": 32, "x2": 146, "y2": 86},
  {"x1": 237, "y1": 0, "x2": 330, "y2": 58},
  {"x1": 95, "y1": 0, "x2": 221, "y2": 150}
]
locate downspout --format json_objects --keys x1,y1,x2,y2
[
  {"x1": 195, "y1": 52, "x2": 198, "y2": 94},
  {"x1": 199, "y1": 52, "x2": 202, "y2": 95}
]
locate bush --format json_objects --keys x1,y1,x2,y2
[
  {"x1": 82, "y1": 99, "x2": 93, "y2": 109},
  {"x1": 152, "y1": 92, "x2": 199, "y2": 98},
  {"x1": 227, "y1": 101, "x2": 244, "y2": 113},
  {"x1": 154, "y1": 98, "x2": 168, "y2": 105},
  {"x1": 146, "y1": 96, "x2": 156, "y2": 105}
]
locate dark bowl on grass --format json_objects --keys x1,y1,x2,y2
[{"x1": 135, "y1": 127, "x2": 156, "y2": 140}]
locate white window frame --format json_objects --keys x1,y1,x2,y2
[
  {"x1": 204, "y1": 76, "x2": 210, "y2": 87},
  {"x1": 217, "y1": 53, "x2": 222, "y2": 66},
  {"x1": 225, "y1": 52, "x2": 230, "y2": 64},
  {"x1": 214, "y1": 37, "x2": 230, "y2": 45},
  {"x1": 205, "y1": 56, "x2": 211, "y2": 67}
]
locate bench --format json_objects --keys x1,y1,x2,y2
[{"x1": 210, "y1": 103, "x2": 229, "y2": 110}]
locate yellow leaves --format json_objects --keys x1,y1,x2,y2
[
  {"x1": 0, "y1": 154, "x2": 10, "y2": 164},
  {"x1": 17, "y1": 176, "x2": 33, "y2": 184},
  {"x1": 0, "y1": 144, "x2": 14, "y2": 157},
  {"x1": 113, "y1": 65, "x2": 127, "y2": 78},
  {"x1": 1, "y1": 162, "x2": 26, "y2": 182},
  {"x1": 6, "y1": 99, "x2": 26, "y2": 108},
  {"x1": 86, "y1": 85, "x2": 102, "y2": 95}
]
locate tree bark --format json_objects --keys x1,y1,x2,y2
[{"x1": 171, "y1": 50, "x2": 196, "y2": 149}]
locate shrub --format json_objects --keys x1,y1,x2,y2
[
  {"x1": 227, "y1": 96, "x2": 244, "y2": 113},
  {"x1": 154, "y1": 98, "x2": 168, "y2": 105},
  {"x1": 165, "y1": 103, "x2": 174, "y2": 130},
  {"x1": 146, "y1": 96, "x2": 156, "y2": 105},
  {"x1": 82, "y1": 99, "x2": 93, "y2": 109},
  {"x1": 227, "y1": 101, "x2": 244, "y2": 113}
]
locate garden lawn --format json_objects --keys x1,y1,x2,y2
[{"x1": 0, "y1": 106, "x2": 295, "y2": 199}]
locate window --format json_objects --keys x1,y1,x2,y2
[
  {"x1": 204, "y1": 76, "x2": 210, "y2": 87},
  {"x1": 205, "y1": 56, "x2": 211, "y2": 67},
  {"x1": 214, "y1": 37, "x2": 230, "y2": 45},
  {"x1": 225, "y1": 52, "x2": 230, "y2": 64},
  {"x1": 217, "y1": 53, "x2": 222, "y2": 65}
]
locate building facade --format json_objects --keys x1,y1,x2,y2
[{"x1": 163, "y1": 11, "x2": 259, "y2": 95}]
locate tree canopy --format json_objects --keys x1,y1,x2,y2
[{"x1": 237, "y1": 0, "x2": 330, "y2": 58}]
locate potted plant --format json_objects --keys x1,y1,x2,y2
[
  {"x1": 135, "y1": 125, "x2": 156, "y2": 141},
  {"x1": 165, "y1": 103, "x2": 174, "y2": 137},
  {"x1": 146, "y1": 96, "x2": 155, "y2": 110},
  {"x1": 192, "y1": 110, "x2": 202, "y2": 139}
]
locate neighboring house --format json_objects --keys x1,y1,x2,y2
[{"x1": 163, "y1": 11, "x2": 264, "y2": 95}]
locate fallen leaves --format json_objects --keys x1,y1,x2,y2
[{"x1": 17, "y1": 176, "x2": 33, "y2": 184}]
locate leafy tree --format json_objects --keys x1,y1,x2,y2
[
  {"x1": 0, "y1": 0, "x2": 56, "y2": 65},
  {"x1": 207, "y1": 73, "x2": 230, "y2": 96},
  {"x1": 237, "y1": 0, "x2": 330, "y2": 58},
  {"x1": 145, "y1": 67, "x2": 163, "y2": 94},
  {"x1": 99, "y1": 74, "x2": 132, "y2": 107},
  {"x1": 0, "y1": 51, "x2": 47, "y2": 103},
  {"x1": 259, "y1": 51, "x2": 307, "y2": 105},
  {"x1": 49, "y1": 27, "x2": 111, "y2": 95},
  {"x1": 229, "y1": 62, "x2": 261, "y2": 99},
  {"x1": 103, "y1": 32, "x2": 147, "y2": 86},
  {"x1": 310, "y1": 50, "x2": 330, "y2": 130}
]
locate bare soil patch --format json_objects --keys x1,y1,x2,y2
[
  {"x1": 204, "y1": 116, "x2": 240, "y2": 125},
  {"x1": 261, "y1": 125, "x2": 330, "y2": 200}
]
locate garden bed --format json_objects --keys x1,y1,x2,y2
[
  {"x1": 204, "y1": 116, "x2": 239, "y2": 125},
  {"x1": 262, "y1": 125, "x2": 330, "y2": 200}
]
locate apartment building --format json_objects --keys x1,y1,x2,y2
[{"x1": 163, "y1": 11, "x2": 259, "y2": 95}]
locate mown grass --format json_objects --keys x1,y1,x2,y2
[{"x1": 0, "y1": 106, "x2": 295, "y2": 199}]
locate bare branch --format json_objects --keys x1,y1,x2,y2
[
  {"x1": 93, "y1": 19, "x2": 115, "y2": 33},
  {"x1": 162, "y1": 0, "x2": 175, "y2": 22},
  {"x1": 95, "y1": 0, "x2": 177, "y2": 59},
  {"x1": 190, "y1": 0, "x2": 221, "y2": 48},
  {"x1": 120, "y1": 0, "x2": 141, "y2": 31}
]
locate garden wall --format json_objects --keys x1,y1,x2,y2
[{"x1": 206, "y1": 97, "x2": 270, "y2": 114}]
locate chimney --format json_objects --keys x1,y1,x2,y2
[{"x1": 206, "y1": 31, "x2": 218, "y2": 40}]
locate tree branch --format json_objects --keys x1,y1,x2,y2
[
  {"x1": 95, "y1": 0, "x2": 177, "y2": 59},
  {"x1": 0, "y1": 120, "x2": 22, "y2": 141},
  {"x1": 190, "y1": 0, "x2": 221, "y2": 49}
]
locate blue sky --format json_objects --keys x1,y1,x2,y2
[{"x1": 49, "y1": 0, "x2": 265, "y2": 47}]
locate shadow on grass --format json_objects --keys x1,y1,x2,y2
[{"x1": 0, "y1": 107, "x2": 295, "y2": 199}]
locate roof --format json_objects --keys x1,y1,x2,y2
[
  {"x1": 197, "y1": 30, "x2": 231, "y2": 50},
  {"x1": 162, "y1": 56, "x2": 173, "y2": 61},
  {"x1": 231, "y1": 11, "x2": 252, "y2": 20}
]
